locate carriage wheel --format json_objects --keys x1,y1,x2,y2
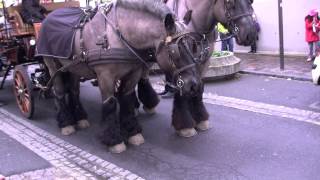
[{"x1": 13, "y1": 65, "x2": 34, "y2": 119}]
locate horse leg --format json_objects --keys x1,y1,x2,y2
[
  {"x1": 172, "y1": 95, "x2": 197, "y2": 137},
  {"x1": 68, "y1": 74, "x2": 89, "y2": 130},
  {"x1": 44, "y1": 59, "x2": 76, "y2": 135},
  {"x1": 118, "y1": 91, "x2": 144, "y2": 146},
  {"x1": 55, "y1": 73, "x2": 78, "y2": 135},
  {"x1": 137, "y1": 78, "x2": 159, "y2": 114},
  {"x1": 131, "y1": 90, "x2": 140, "y2": 117},
  {"x1": 189, "y1": 91, "x2": 210, "y2": 131},
  {"x1": 97, "y1": 75, "x2": 126, "y2": 153}
]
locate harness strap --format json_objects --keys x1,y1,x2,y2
[
  {"x1": 173, "y1": 63, "x2": 196, "y2": 78},
  {"x1": 87, "y1": 48, "x2": 145, "y2": 66},
  {"x1": 100, "y1": 3, "x2": 151, "y2": 68}
]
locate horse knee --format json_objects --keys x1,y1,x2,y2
[
  {"x1": 103, "y1": 96, "x2": 118, "y2": 115},
  {"x1": 138, "y1": 78, "x2": 159, "y2": 109}
]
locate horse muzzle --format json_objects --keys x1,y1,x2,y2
[{"x1": 177, "y1": 75, "x2": 202, "y2": 97}]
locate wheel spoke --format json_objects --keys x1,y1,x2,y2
[
  {"x1": 24, "y1": 98, "x2": 30, "y2": 113},
  {"x1": 24, "y1": 92, "x2": 30, "y2": 99},
  {"x1": 21, "y1": 98, "x2": 28, "y2": 113}
]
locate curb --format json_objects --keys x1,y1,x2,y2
[{"x1": 239, "y1": 70, "x2": 312, "y2": 82}]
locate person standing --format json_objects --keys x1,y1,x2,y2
[
  {"x1": 217, "y1": 23, "x2": 233, "y2": 52},
  {"x1": 305, "y1": 9, "x2": 320, "y2": 61},
  {"x1": 317, "y1": 11, "x2": 320, "y2": 56},
  {"x1": 249, "y1": 13, "x2": 260, "y2": 53},
  {"x1": 157, "y1": 75, "x2": 175, "y2": 98}
]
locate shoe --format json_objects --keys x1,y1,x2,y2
[
  {"x1": 248, "y1": 50, "x2": 253, "y2": 53},
  {"x1": 307, "y1": 57, "x2": 312, "y2": 62},
  {"x1": 91, "y1": 79, "x2": 99, "y2": 86},
  {"x1": 157, "y1": 89, "x2": 168, "y2": 95},
  {"x1": 161, "y1": 91, "x2": 174, "y2": 98}
]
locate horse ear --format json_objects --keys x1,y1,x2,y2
[
  {"x1": 183, "y1": 10, "x2": 192, "y2": 25},
  {"x1": 164, "y1": 13, "x2": 176, "y2": 34}
]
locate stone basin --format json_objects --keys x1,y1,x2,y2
[{"x1": 203, "y1": 51, "x2": 241, "y2": 80}]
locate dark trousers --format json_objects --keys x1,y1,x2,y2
[
  {"x1": 164, "y1": 75, "x2": 175, "y2": 92},
  {"x1": 221, "y1": 38, "x2": 234, "y2": 52},
  {"x1": 308, "y1": 42, "x2": 316, "y2": 58},
  {"x1": 250, "y1": 41, "x2": 257, "y2": 52}
]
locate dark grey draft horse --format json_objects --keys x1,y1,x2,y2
[
  {"x1": 138, "y1": 0, "x2": 258, "y2": 137},
  {"x1": 40, "y1": 0, "x2": 203, "y2": 153}
]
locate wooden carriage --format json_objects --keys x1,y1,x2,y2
[{"x1": 0, "y1": 0, "x2": 80, "y2": 118}]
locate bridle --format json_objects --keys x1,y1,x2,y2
[
  {"x1": 156, "y1": 23, "x2": 210, "y2": 94},
  {"x1": 220, "y1": 0, "x2": 253, "y2": 35}
]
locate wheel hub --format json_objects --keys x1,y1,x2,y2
[{"x1": 18, "y1": 88, "x2": 24, "y2": 94}]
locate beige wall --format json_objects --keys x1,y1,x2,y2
[{"x1": 232, "y1": 0, "x2": 320, "y2": 55}]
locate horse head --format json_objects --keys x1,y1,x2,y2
[
  {"x1": 155, "y1": 14, "x2": 203, "y2": 97},
  {"x1": 212, "y1": 0, "x2": 257, "y2": 46}
]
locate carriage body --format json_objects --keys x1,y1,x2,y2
[{"x1": 0, "y1": 0, "x2": 80, "y2": 118}]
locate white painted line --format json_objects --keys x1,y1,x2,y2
[
  {"x1": 152, "y1": 84, "x2": 320, "y2": 126},
  {"x1": 0, "y1": 108, "x2": 144, "y2": 180}
]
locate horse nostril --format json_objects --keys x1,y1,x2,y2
[{"x1": 190, "y1": 81, "x2": 199, "y2": 95}]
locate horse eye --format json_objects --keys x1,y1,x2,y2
[
  {"x1": 249, "y1": 0, "x2": 254, "y2": 4},
  {"x1": 226, "y1": 0, "x2": 235, "y2": 9}
]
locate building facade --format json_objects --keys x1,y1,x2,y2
[{"x1": 233, "y1": 0, "x2": 319, "y2": 55}]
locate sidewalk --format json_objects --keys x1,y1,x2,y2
[{"x1": 235, "y1": 53, "x2": 312, "y2": 81}]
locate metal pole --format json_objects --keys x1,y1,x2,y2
[{"x1": 278, "y1": 0, "x2": 284, "y2": 70}]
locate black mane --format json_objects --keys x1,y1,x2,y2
[{"x1": 117, "y1": 0, "x2": 174, "y2": 20}]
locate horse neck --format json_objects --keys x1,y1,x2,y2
[
  {"x1": 115, "y1": 7, "x2": 167, "y2": 49},
  {"x1": 82, "y1": 12, "x2": 106, "y2": 49},
  {"x1": 168, "y1": 0, "x2": 216, "y2": 34}
]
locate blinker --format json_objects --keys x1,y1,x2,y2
[
  {"x1": 165, "y1": 36, "x2": 173, "y2": 44},
  {"x1": 168, "y1": 44, "x2": 181, "y2": 61}
]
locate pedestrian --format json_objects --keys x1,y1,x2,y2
[
  {"x1": 249, "y1": 13, "x2": 260, "y2": 53},
  {"x1": 305, "y1": 9, "x2": 320, "y2": 61},
  {"x1": 217, "y1": 22, "x2": 233, "y2": 52},
  {"x1": 157, "y1": 75, "x2": 175, "y2": 98},
  {"x1": 317, "y1": 11, "x2": 320, "y2": 56},
  {"x1": 0, "y1": 174, "x2": 5, "y2": 180},
  {"x1": 21, "y1": 0, "x2": 47, "y2": 25}
]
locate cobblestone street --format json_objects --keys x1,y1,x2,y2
[{"x1": 1, "y1": 74, "x2": 320, "y2": 179}]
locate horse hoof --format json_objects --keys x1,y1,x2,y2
[
  {"x1": 77, "y1": 119, "x2": 90, "y2": 129},
  {"x1": 109, "y1": 142, "x2": 126, "y2": 153},
  {"x1": 134, "y1": 108, "x2": 139, "y2": 117},
  {"x1": 128, "y1": 133, "x2": 145, "y2": 146},
  {"x1": 61, "y1": 125, "x2": 76, "y2": 136},
  {"x1": 177, "y1": 128, "x2": 197, "y2": 138},
  {"x1": 143, "y1": 106, "x2": 156, "y2": 115},
  {"x1": 196, "y1": 120, "x2": 211, "y2": 131}
]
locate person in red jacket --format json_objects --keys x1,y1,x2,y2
[{"x1": 305, "y1": 9, "x2": 320, "y2": 61}]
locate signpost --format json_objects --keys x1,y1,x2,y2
[{"x1": 278, "y1": 0, "x2": 284, "y2": 70}]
